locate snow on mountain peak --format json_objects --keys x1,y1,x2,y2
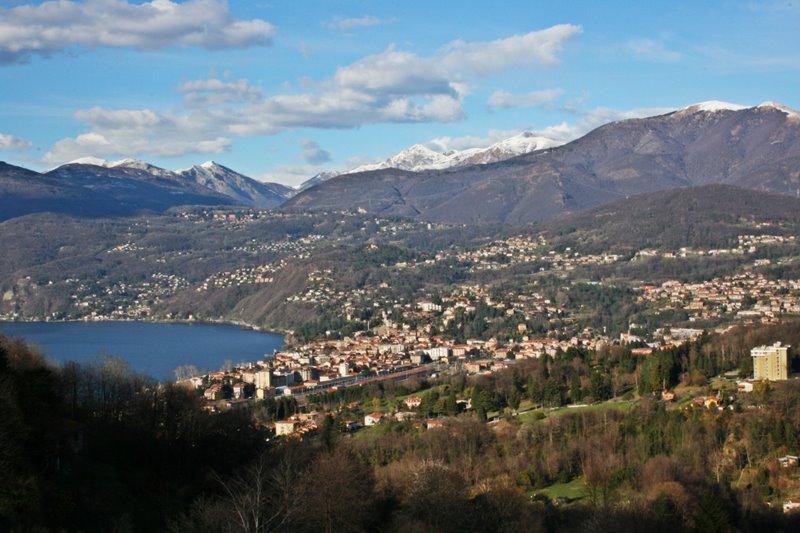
[
  {"x1": 66, "y1": 156, "x2": 112, "y2": 167},
  {"x1": 676, "y1": 100, "x2": 799, "y2": 121},
  {"x1": 345, "y1": 132, "x2": 563, "y2": 176},
  {"x1": 490, "y1": 132, "x2": 562, "y2": 152},
  {"x1": 406, "y1": 144, "x2": 437, "y2": 154},
  {"x1": 680, "y1": 101, "x2": 748, "y2": 114},
  {"x1": 200, "y1": 160, "x2": 218, "y2": 169},
  {"x1": 109, "y1": 158, "x2": 146, "y2": 168},
  {"x1": 757, "y1": 101, "x2": 800, "y2": 121}
]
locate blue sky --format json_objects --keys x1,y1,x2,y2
[{"x1": 1, "y1": 0, "x2": 798, "y2": 186}]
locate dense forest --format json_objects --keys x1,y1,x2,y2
[{"x1": 4, "y1": 321, "x2": 800, "y2": 531}]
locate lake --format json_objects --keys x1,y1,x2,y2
[{"x1": 0, "y1": 321, "x2": 284, "y2": 379}]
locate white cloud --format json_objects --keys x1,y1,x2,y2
[
  {"x1": 441, "y1": 24, "x2": 582, "y2": 75},
  {"x1": 487, "y1": 88, "x2": 564, "y2": 110},
  {"x1": 325, "y1": 15, "x2": 388, "y2": 31},
  {"x1": 43, "y1": 24, "x2": 580, "y2": 164},
  {"x1": 228, "y1": 27, "x2": 579, "y2": 135},
  {"x1": 427, "y1": 129, "x2": 526, "y2": 152},
  {"x1": 0, "y1": 0, "x2": 274, "y2": 65},
  {"x1": 333, "y1": 46, "x2": 456, "y2": 97},
  {"x1": 0, "y1": 132, "x2": 32, "y2": 151},
  {"x1": 43, "y1": 106, "x2": 232, "y2": 163},
  {"x1": 178, "y1": 78, "x2": 263, "y2": 107},
  {"x1": 427, "y1": 105, "x2": 677, "y2": 153},
  {"x1": 298, "y1": 140, "x2": 331, "y2": 164},
  {"x1": 627, "y1": 38, "x2": 682, "y2": 63},
  {"x1": 533, "y1": 106, "x2": 676, "y2": 141},
  {"x1": 259, "y1": 163, "x2": 331, "y2": 187}
]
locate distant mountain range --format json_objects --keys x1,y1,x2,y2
[
  {"x1": 286, "y1": 101, "x2": 800, "y2": 225},
  {"x1": 0, "y1": 158, "x2": 292, "y2": 221},
  {"x1": 3, "y1": 100, "x2": 800, "y2": 224}
]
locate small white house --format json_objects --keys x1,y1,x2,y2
[{"x1": 364, "y1": 412, "x2": 385, "y2": 426}]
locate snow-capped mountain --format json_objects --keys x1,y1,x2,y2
[
  {"x1": 297, "y1": 131, "x2": 562, "y2": 191},
  {"x1": 177, "y1": 161, "x2": 292, "y2": 208},
  {"x1": 349, "y1": 132, "x2": 562, "y2": 174},
  {"x1": 286, "y1": 99, "x2": 800, "y2": 225},
  {"x1": 454, "y1": 133, "x2": 563, "y2": 166},
  {"x1": 296, "y1": 171, "x2": 342, "y2": 193},
  {"x1": 674, "y1": 100, "x2": 800, "y2": 120},
  {"x1": 675, "y1": 100, "x2": 749, "y2": 115},
  {"x1": 50, "y1": 158, "x2": 292, "y2": 210},
  {"x1": 350, "y1": 144, "x2": 456, "y2": 173},
  {"x1": 756, "y1": 101, "x2": 800, "y2": 121},
  {"x1": 65, "y1": 157, "x2": 177, "y2": 178}
]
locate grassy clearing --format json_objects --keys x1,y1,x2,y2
[
  {"x1": 518, "y1": 399, "x2": 639, "y2": 424},
  {"x1": 532, "y1": 478, "x2": 589, "y2": 503}
]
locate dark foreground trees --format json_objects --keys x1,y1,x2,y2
[
  {"x1": 0, "y1": 335, "x2": 264, "y2": 531},
  {"x1": 5, "y1": 330, "x2": 800, "y2": 532}
]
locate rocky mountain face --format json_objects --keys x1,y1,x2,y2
[
  {"x1": 286, "y1": 102, "x2": 800, "y2": 225},
  {"x1": 177, "y1": 161, "x2": 293, "y2": 208},
  {"x1": 0, "y1": 158, "x2": 293, "y2": 221}
]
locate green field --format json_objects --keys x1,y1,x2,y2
[
  {"x1": 532, "y1": 478, "x2": 589, "y2": 503},
  {"x1": 518, "y1": 399, "x2": 639, "y2": 424}
]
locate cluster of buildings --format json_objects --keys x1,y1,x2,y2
[
  {"x1": 638, "y1": 273, "x2": 800, "y2": 323},
  {"x1": 230, "y1": 234, "x2": 323, "y2": 255},
  {"x1": 450, "y1": 234, "x2": 623, "y2": 274},
  {"x1": 197, "y1": 260, "x2": 286, "y2": 291},
  {"x1": 1, "y1": 272, "x2": 191, "y2": 322}
]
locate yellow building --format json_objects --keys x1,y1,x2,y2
[{"x1": 751, "y1": 342, "x2": 790, "y2": 381}]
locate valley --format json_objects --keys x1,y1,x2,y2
[{"x1": 2, "y1": 186, "x2": 799, "y2": 353}]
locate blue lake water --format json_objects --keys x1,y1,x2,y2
[{"x1": 0, "y1": 321, "x2": 284, "y2": 379}]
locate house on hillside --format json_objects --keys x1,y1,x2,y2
[
  {"x1": 404, "y1": 396, "x2": 423, "y2": 409},
  {"x1": 364, "y1": 412, "x2": 385, "y2": 426},
  {"x1": 204, "y1": 383, "x2": 224, "y2": 401},
  {"x1": 275, "y1": 420, "x2": 300, "y2": 436},
  {"x1": 426, "y1": 419, "x2": 446, "y2": 430},
  {"x1": 783, "y1": 500, "x2": 800, "y2": 514},
  {"x1": 394, "y1": 411, "x2": 415, "y2": 422}
]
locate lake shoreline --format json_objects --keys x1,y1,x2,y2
[
  {"x1": 0, "y1": 315, "x2": 289, "y2": 337},
  {"x1": 0, "y1": 320, "x2": 286, "y2": 379}
]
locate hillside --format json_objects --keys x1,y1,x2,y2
[
  {"x1": 538, "y1": 184, "x2": 800, "y2": 253},
  {"x1": 3, "y1": 184, "x2": 800, "y2": 334},
  {"x1": 286, "y1": 103, "x2": 800, "y2": 225}
]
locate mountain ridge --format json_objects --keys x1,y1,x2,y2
[
  {"x1": 5, "y1": 100, "x2": 800, "y2": 223},
  {"x1": 285, "y1": 101, "x2": 800, "y2": 225},
  {"x1": 0, "y1": 158, "x2": 293, "y2": 221}
]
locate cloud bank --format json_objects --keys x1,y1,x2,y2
[
  {"x1": 487, "y1": 88, "x2": 564, "y2": 110},
  {"x1": 0, "y1": 0, "x2": 274, "y2": 65},
  {"x1": 44, "y1": 24, "x2": 582, "y2": 163},
  {"x1": 0, "y1": 133, "x2": 32, "y2": 151}
]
